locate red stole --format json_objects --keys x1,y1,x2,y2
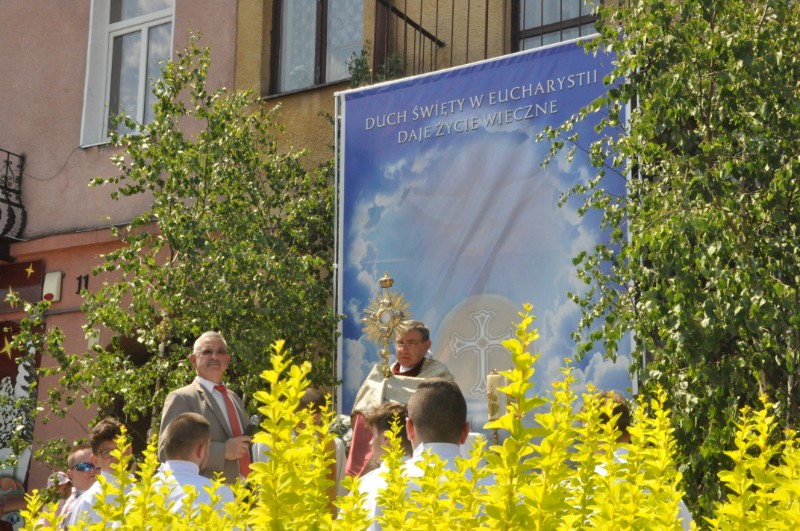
[{"x1": 391, "y1": 358, "x2": 426, "y2": 377}]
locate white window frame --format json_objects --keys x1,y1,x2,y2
[{"x1": 81, "y1": 1, "x2": 174, "y2": 147}]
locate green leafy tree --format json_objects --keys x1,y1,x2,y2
[
  {"x1": 542, "y1": 0, "x2": 800, "y2": 516},
  {"x1": 70, "y1": 39, "x2": 336, "y2": 432}
]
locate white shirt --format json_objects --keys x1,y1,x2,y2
[
  {"x1": 195, "y1": 375, "x2": 234, "y2": 427},
  {"x1": 151, "y1": 460, "x2": 235, "y2": 514},
  {"x1": 358, "y1": 442, "x2": 493, "y2": 530},
  {"x1": 68, "y1": 472, "x2": 130, "y2": 527},
  {"x1": 333, "y1": 437, "x2": 347, "y2": 497}
]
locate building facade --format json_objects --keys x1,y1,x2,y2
[{"x1": 0, "y1": 0, "x2": 242, "y2": 491}]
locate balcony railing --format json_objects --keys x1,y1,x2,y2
[
  {"x1": 0, "y1": 148, "x2": 26, "y2": 243},
  {"x1": 372, "y1": 0, "x2": 515, "y2": 82}
]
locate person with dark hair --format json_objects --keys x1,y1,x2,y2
[
  {"x1": 299, "y1": 388, "x2": 347, "y2": 504},
  {"x1": 596, "y1": 390, "x2": 631, "y2": 442},
  {"x1": 151, "y1": 412, "x2": 234, "y2": 513},
  {"x1": 68, "y1": 418, "x2": 130, "y2": 527},
  {"x1": 359, "y1": 378, "x2": 489, "y2": 528},
  {"x1": 56, "y1": 442, "x2": 97, "y2": 529},
  {"x1": 593, "y1": 391, "x2": 693, "y2": 530},
  {"x1": 159, "y1": 331, "x2": 251, "y2": 484},
  {"x1": 346, "y1": 320, "x2": 455, "y2": 478},
  {"x1": 406, "y1": 379, "x2": 468, "y2": 445},
  {"x1": 297, "y1": 388, "x2": 326, "y2": 414},
  {"x1": 351, "y1": 402, "x2": 413, "y2": 513},
  {"x1": 364, "y1": 402, "x2": 412, "y2": 468}
]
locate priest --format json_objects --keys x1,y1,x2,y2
[{"x1": 345, "y1": 320, "x2": 454, "y2": 477}]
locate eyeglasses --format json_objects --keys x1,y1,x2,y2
[
  {"x1": 72, "y1": 462, "x2": 99, "y2": 472},
  {"x1": 195, "y1": 349, "x2": 229, "y2": 357},
  {"x1": 396, "y1": 340, "x2": 424, "y2": 348},
  {"x1": 97, "y1": 448, "x2": 116, "y2": 459}
]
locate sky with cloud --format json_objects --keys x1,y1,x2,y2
[{"x1": 337, "y1": 41, "x2": 632, "y2": 425}]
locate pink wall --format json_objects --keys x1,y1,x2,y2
[
  {"x1": 8, "y1": 231, "x2": 122, "y2": 489},
  {"x1": 0, "y1": 1, "x2": 239, "y2": 238},
  {"x1": 0, "y1": 0, "x2": 240, "y2": 491}
]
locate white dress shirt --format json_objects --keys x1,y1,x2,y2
[
  {"x1": 194, "y1": 375, "x2": 233, "y2": 427},
  {"x1": 152, "y1": 460, "x2": 235, "y2": 514},
  {"x1": 67, "y1": 472, "x2": 130, "y2": 527},
  {"x1": 358, "y1": 442, "x2": 493, "y2": 530}
]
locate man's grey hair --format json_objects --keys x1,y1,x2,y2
[
  {"x1": 398, "y1": 320, "x2": 430, "y2": 342},
  {"x1": 193, "y1": 331, "x2": 227, "y2": 353}
]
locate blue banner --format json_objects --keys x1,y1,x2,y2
[{"x1": 337, "y1": 40, "x2": 630, "y2": 429}]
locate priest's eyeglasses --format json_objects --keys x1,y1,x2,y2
[{"x1": 396, "y1": 340, "x2": 423, "y2": 348}]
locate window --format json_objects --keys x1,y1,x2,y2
[
  {"x1": 518, "y1": 0, "x2": 599, "y2": 50},
  {"x1": 271, "y1": 0, "x2": 363, "y2": 94},
  {"x1": 82, "y1": 0, "x2": 174, "y2": 146}
]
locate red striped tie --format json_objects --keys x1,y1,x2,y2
[{"x1": 214, "y1": 384, "x2": 251, "y2": 477}]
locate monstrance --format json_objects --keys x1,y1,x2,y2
[{"x1": 361, "y1": 272, "x2": 411, "y2": 378}]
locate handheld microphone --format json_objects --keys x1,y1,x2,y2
[{"x1": 244, "y1": 415, "x2": 261, "y2": 437}]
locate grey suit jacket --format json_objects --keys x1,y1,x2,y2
[{"x1": 158, "y1": 377, "x2": 247, "y2": 484}]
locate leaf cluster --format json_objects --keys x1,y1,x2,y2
[{"x1": 540, "y1": 0, "x2": 800, "y2": 515}]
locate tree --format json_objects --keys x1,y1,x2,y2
[
  {"x1": 64, "y1": 39, "x2": 337, "y2": 435},
  {"x1": 543, "y1": 0, "x2": 800, "y2": 516}
]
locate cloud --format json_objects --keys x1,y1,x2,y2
[
  {"x1": 573, "y1": 351, "x2": 633, "y2": 396},
  {"x1": 409, "y1": 146, "x2": 444, "y2": 174},
  {"x1": 342, "y1": 337, "x2": 377, "y2": 401},
  {"x1": 384, "y1": 158, "x2": 408, "y2": 179}
]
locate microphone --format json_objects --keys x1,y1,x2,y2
[{"x1": 244, "y1": 415, "x2": 261, "y2": 437}]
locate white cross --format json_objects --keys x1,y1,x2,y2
[{"x1": 450, "y1": 309, "x2": 514, "y2": 394}]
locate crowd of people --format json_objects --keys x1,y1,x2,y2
[
  {"x1": 28, "y1": 324, "x2": 473, "y2": 528},
  {"x1": 25, "y1": 323, "x2": 691, "y2": 529}
]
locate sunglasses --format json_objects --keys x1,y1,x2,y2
[{"x1": 72, "y1": 462, "x2": 99, "y2": 472}]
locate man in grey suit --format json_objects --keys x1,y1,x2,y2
[{"x1": 158, "y1": 331, "x2": 252, "y2": 484}]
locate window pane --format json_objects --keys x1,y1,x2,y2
[
  {"x1": 520, "y1": 0, "x2": 542, "y2": 29},
  {"x1": 521, "y1": 36, "x2": 541, "y2": 50},
  {"x1": 144, "y1": 22, "x2": 171, "y2": 124},
  {"x1": 580, "y1": 21, "x2": 597, "y2": 36},
  {"x1": 109, "y1": 31, "x2": 141, "y2": 133},
  {"x1": 326, "y1": 0, "x2": 363, "y2": 82},
  {"x1": 542, "y1": 30, "x2": 561, "y2": 46},
  {"x1": 542, "y1": 0, "x2": 560, "y2": 25},
  {"x1": 563, "y1": 0, "x2": 581, "y2": 19},
  {"x1": 110, "y1": 0, "x2": 173, "y2": 23},
  {"x1": 562, "y1": 26, "x2": 580, "y2": 41},
  {"x1": 278, "y1": 0, "x2": 317, "y2": 92},
  {"x1": 583, "y1": 0, "x2": 599, "y2": 17}
]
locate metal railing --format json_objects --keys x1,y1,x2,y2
[
  {"x1": 372, "y1": 0, "x2": 514, "y2": 82},
  {"x1": 0, "y1": 148, "x2": 26, "y2": 240}
]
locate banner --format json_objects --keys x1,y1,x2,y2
[{"x1": 336, "y1": 40, "x2": 631, "y2": 430}]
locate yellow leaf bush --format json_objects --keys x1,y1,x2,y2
[{"x1": 21, "y1": 309, "x2": 800, "y2": 529}]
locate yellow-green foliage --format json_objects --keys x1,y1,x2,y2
[
  {"x1": 707, "y1": 405, "x2": 800, "y2": 530},
  {"x1": 24, "y1": 427, "x2": 250, "y2": 530},
  {"x1": 19, "y1": 311, "x2": 800, "y2": 529},
  {"x1": 248, "y1": 340, "x2": 338, "y2": 527}
]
